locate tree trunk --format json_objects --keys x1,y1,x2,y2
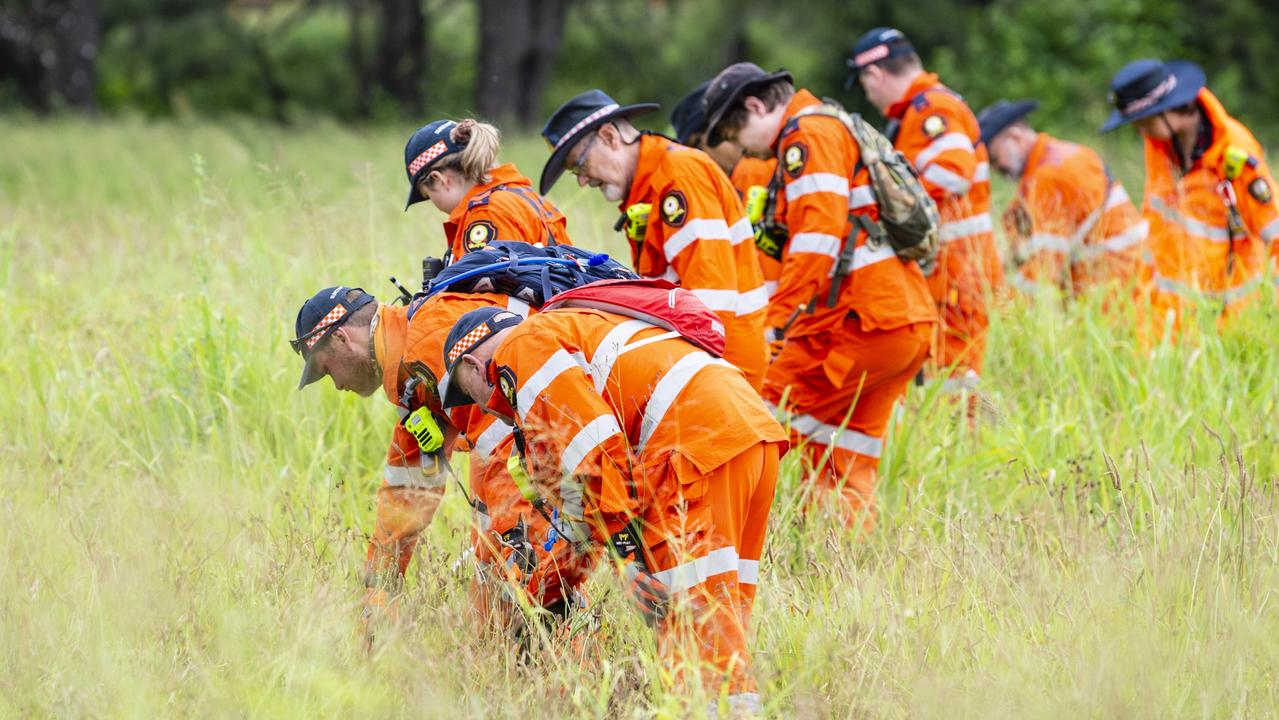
[
  {"x1": 476, "y1": 0, "x2": 568, "y2": 128},
  {"x1": 374, "y1": 0, "x2": 427, "y2": 115}
]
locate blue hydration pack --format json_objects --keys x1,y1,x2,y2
[{"x1": 412, "y1": 242, "x2": 637, "y2": 315}]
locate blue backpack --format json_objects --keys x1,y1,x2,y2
[{"x1": 407, "y1": 241, "x2": 637, "y2": 318}]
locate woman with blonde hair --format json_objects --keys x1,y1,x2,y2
[{"x1": 403, "y1": 118, "x2": 572, "y2": 262}]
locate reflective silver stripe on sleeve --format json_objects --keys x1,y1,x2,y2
[
  {"x1": 766, "y1": 401, "x2": 883, "y2": 457},
  {"x1": 789, "y1": 232, "x2": 842, "y2": 258},
  {"x1": 851, "y1": 241, "x2": 897, "y2": 271},
  {"x1": 560, "y1": 414, "x2": 624, "y2": 477},
  {"x1": 663, "y1": 218, "x2": 732, "y2": 263},
  {"x1": 729, "y1": 217, "x2": 754, "y2": 245},
  {"x1": 914, "y1": 132, "x2": 975, "y2": 169},
  {"x1": 1023, "y1": 233, "x2": 1072, "y2": 255},
  {"x1": 1147, "y1": 196, "x2": 1230, "y2": 242},
  {"x1": 1152, "y1": 273, "x2": 1261, "y2": 303},
  {"x1": 922, "y1": 164, "x2": 972, "y2": 195},
  {"x1": 784, "y1": 173, "x2": 849, "y2": 202},
  {"x1": 1259, "y1": 217, "x2": 1279, "y2": 242},
  {"x1": 468, "y1": 421, "x2": 512, "y2": 460},
  {"x1": 973, "y1": 161, "x2": 990, "y2": 183},
  {"x1": 848, "y1": 184, "x2": 875, "y2": 210},
  {"x1": 516, "y1": 349, "x2": 584, "y2": 422}
]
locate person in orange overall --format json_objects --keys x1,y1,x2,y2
[
  {"x1": 848, "y1": 28, "x2": 1003, "y2": 395},
  {"x1": 977, "y1": 99, "x2": 1149, "y2": 297},
  {"x1": 672, "y1": 81, "x2": 784, "y2": 299},
  {"x1": 1100, "y1": 59, "x2": 1279, "y2": 334},
  {"x1": 438, "y1": 303, "x2": 787, "y2": 714},
  {"x1": 702, "y1": 63, "x2": 936, "y2": 529},
  {"x1": 539, "y1": 90, "x2": 770, "y2": 389},
  {"x1": 290, "y1": 285, "x2": 594, "y2": 642},
  {"x1": 403, "y1": 118, "x2": 572, "y2": 263}
]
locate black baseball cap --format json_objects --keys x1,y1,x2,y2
[
  {"x1": 439, "y1": 306, "x2": 524, "y2": 408},
  {"x1": 702, "y1": 63, "x2": 793, "y2": 146},
  {"x1": 403, "y1": 120, "x2": 465, "y2": 210},
  {"x1": 847, "y1": 27, "x2": 916, "y2": 74},
  {"x1": 291, "y1": 286, "x2": 376, "y2": 390},
  {"x1": 539, "y1": 89, "x2": 659, "y2": 194},
  {"x1": 977, "y1": 99, "x2": 1040, "y2": 145},
  {"x1": 670, "y1": 80, "x2": 711, "y2": 146}
]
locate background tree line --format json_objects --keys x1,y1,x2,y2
[{"x1": 3, "y1": 0, "x2": 1278, "y2": 136}]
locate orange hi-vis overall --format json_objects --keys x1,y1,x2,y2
[
  {"x1": 367, "y1": 296, "x2": 591, "y2": 618},
  {"x1": 730, "y1": 157, "x2": 783, "y2": 296},
  {"x1": 886, "y1": 73, "x2": 1003, "y2": 391},
  {"x1": 490, "y1": 307, "x2": 787, "y2": 701},
  {"x1": 622, "y1": 134, "x2": 770, "y2": 389},
  {"x1": 441, "y1": 163, "x2": 573, "y2": 263},
  {"x1": 761, "y1": 88, "x2": 936, "y2": 528},
  {"x1": 1004, "y1": 132, "x2": 1149, "y2": 296},
  {"x1": 1140, "y1": 88, "x2": 1279, "y2": 329}
]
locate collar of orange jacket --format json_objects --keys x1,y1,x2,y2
[
  {"x1": 1016, "y1": 132, "x2": 1054, "y2": 196},
  {"x1": 444, "y1": 163, "x2": 531, "y2": 226},
  {"x1": 886, "y1": 72, "x2": 941, "y2": 119},
  {"x1": 374, "y1": 304, "x2": 409, "y2": 403},
  {"x1": 1144, "y1": 88, "x2": 1234, "y2": 174},
  {"x1": 774, "y1": 88, "x2": 823, "y2": 152},
  {"x1": 622, "y1": 133, "x2": 673, "y2": 211}
]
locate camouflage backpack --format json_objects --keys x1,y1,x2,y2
[{"x1": 794, "y1": 101, "x2": 941, "y2": 268}]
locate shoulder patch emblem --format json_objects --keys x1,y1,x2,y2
[
  {"x1": 660, "y1": 190, "x2": 688, "y2": 227},
  {"x1": 783, "y1": 142, "x2": 808, "y2": 177},
  {"x1": 497, "y1": 364, "x2": 518, "y2": 412},
  {"x1": 922, "y1": 115, "x2": 947, "y2": 139},
  {"x1": 1249, "y1": 177, "x2": 1272, "y2": 204},
  {"x1": 464, "y1": 220, "x2": 496, "y2": 251}
]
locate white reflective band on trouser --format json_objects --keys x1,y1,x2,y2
[
  {"x1": 1023, "y1": 232, "x2": 1072, "y2": 255},
  {"x1": 785, "y1": 172, "x2": 849, "y2": 202},
  {"x1": 637, "y1": 352, "x2": 729, "y2": 452},
  {"x1": 922, "y1": 164, "x2": 971, "y2": 195},
  {"x1": 691, "y1": 286, "x2": 769, "y2": 316},
  {"x1": 723, "y1": 693, "x2": 764, "y2": 716},
  {"x1": 939, "y1": 212, "x2": 993, "y2": 243},
  {"x1": 517, "y1": 348, "x2": 586, "y2": 422},
  {"x1": 468, "y1": 421, "x2": 513, "y2": 460},
  {"x1": 663, "y1": 218, "x2": 733, "y2": 263},
  {"x1": 852, "y1": 241, "x2": 897, "y2": 271},
  {"x1": 765, "y1": 402, "x2": 883, "y2": 458},
  {"x1": 789, "y1": 232, "x2": 841, "y2": 258},
  {"x1": 1009, "y1": 271, "x2": 1046, "y2": 295},
  {"x1": 1105, "y1": 184, "x2": 1131, "y2": 211},
  {"x1": 652, "y1": 546, "x2": 740, "y2": 594},
  {"x1": 560, "y1": 414, "x2": 624, "y2": 478},
  {"x1": 384, "y1": 462, "x2": 446, "y2": 488},
  {"x1": 1081, "y1": 220, "x2": 1148, "y2": 259},
  {"x1": 848, "y1": 184, "x2": 876, "y2": 210},
  {"x1": 914, "y1": 132, "x2": 975, "y2": 168},
  {"x1": 941, "y1": 369, "x2": 981, "y2": 394},
  {"x1": 1261, "y1": 217, "x2": 1279, "y2": 242},
  {"x1": 1153, "y1": 273, "x2": 1260, "y2": 304},
  {"x1": 1147, "y1": 196, "x2": 1230, "y2": 243}
]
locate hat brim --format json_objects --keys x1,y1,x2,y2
[
  {"x1": 297, "y1": 352, "x2": 324, "y2": 390},
  {"x1": 405, "y1": 184, "x2": 427, "y2": 211},
  {"x1": 703, "y1": 69, "x2": 794, "y2": 144},
  {"x1": 538, "y1": 102, "x2": 661, "y2": 195},
  {"x1": 1099, "y1": 61, "x2": 1205, "y2": 134},
  {"x1": 979, "y1": 100, "x2": 1040, "y2": 146},
  {"x1": 439, "y1": 370, "x2": 472, "y2": 409}
]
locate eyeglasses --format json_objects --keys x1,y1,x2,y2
[{"x1": 568, "y1": 133, "x2": 598, "y2": 177}]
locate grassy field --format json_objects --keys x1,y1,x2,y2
[{"x1": 2, "y1": 117, "x2": 1278, "y2": 719}]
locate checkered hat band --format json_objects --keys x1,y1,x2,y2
[
  {"x1": 407, "y1": 140, "x2": 450, "y2": 177},
  {"x1": 304, "y1": 305, "x2": 347, "y2": 349},
  {"x1": 554, "y1": 103, "x2": 620, "y2": 151},
  {"x1": 447, "y1": 324, "x2": 491, "y2": 363},
  {"x1": 854, "y1": 44, "x2": 890, "y2": 68}
]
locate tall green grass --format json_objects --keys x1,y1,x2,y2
[{"x1": 1, "y1": 117, "x2": 1276, "y2": 718}]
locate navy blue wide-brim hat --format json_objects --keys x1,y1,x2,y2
[
  {"x1": 1100, "y1": 59, "x2": 1205, "y2": 134},
  {"x1": 539, "y1": 89, "x2": 659, "y2": 195},
  {"x1": 670, "y1": 80, "x2": 711, "y2": 146},
  {"x1": 977, "y1": 99, "x2": 1040, "y2": 145},
  {"x1": 403, "y1": 119, "x2": 463, "y2": 210}
]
